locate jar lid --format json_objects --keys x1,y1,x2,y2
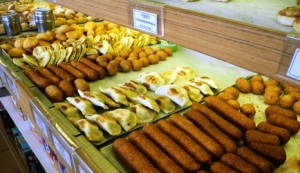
[
  {"x1": 35, "y1": 8, "x2": 54, "y2": 20},
  {"x1": 1, "y1": 13, "x2": 20, "y2": 23}
]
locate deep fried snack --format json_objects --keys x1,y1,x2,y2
[
  {"x1": 226, "y1": 100, "x2": 240, "y2": 110},
  {"x1": 45, "y1": 85, "x2": 64, "y2": 102},
  {"x1": 220, "y1": 153, "x2": 259, "y2": 173},
  {"x1": 196, "y1": 170, "x2": 209, "y2": 173},
  {"x1": 59, "y1": 62, "x2": 87, "y2": 80},
  {"x1": 24, "y1": 68, "x2": 51, "y2": 90},
  {"x1": 256, "y1": 122, "x2": 290, "y2": 145},
  {"x1": 248, "y1": 142, "x2": 286, "y2": 165},
  {"x1": 119, "y1": 60, "x2": 132, "y2": 72},
  {"x1": 240, "y1": 104, "x2": 256, "y2": 119},
  {"x1": 279, "y1": 94, "x2": 296, "y2": 109},
  {"x1": 79, "y1": 58, "x2": 107, "y2": 79},
  {"x1": 264, "y1": 91, "x2": 280, "y2": 105},
  {"x1": 46, "y1": 64, "x2": 75, "y2": 82},
  {"x1": 131, "y1": 60, "x2": 143, "y2": 71},
  {"x1": 70, "y1": 61, "x2": 98, "y2": 81},
  {"x1": 128, "y1": 131, "x2": 184, "y2": 173},
  {"x1": 210, "y1": 162, "x2": 238, "y2": 173},
  {"x1": 235, "y1": 77, "x2": 251, "y2": 93},
  {"x1": 163, "y1": 47, "x2": 173, "y2": 56},
  {"x1": 267, "y1": 114, "x2": 300, "y2": 135},
  {"x1": 8, "y1": 47, "x2": 26, "y2": 58},
  {"x1": 74, "y1": 78, "x2": 90, "y2": 92},
  {"x1": 156, "y1": 50, "x2": 168, "y2": 61},
  {"x1": 106, "y1": 62, "x2": 118, "y2": 76},
  {"x1": 169, "y1": 114, "x2": 224, "y2": 158},
  {"x1": 251, "y1": 80, "x2": 265, "y2": 95},
  {"x1": 23, "y1": 37, "x2": 39, "y2": 52},
  {"x1": 264, "y1": 79, "x2": 279, "y2": 87},
  {"x1": 244, "y1": 130, "x2": 280, "y2": 145},
  {"x1": 58, "y1": 80, "x2": 75, "y2": 97},
  {"x1": 217, "y1": 92, "x2": 235, "y2": 101},
  {"x1": 36, "y1": 67, "x2": 61, "y2": 86},
  {"x1": 265, "y1": 86, "x2": 282, "y2": 95},
  {"x1": 204, "y1": 96, "x2": 256, "y2": 131},
  {"x1": 139, "y1": 57, "x2": 150, "y2": 67},
  {"x1": 142, "y1": 123, "x2": 201, "y2": 172},
  {"x1": 237, "y1": 147, "x2": 273, "y2": 173},
  {"x1": 284, "y1": 86, "x2": 300, "y2": 94},
  {"x1": 157, "y1": 119, "x2": 212, "y2": 164},
  {"x1": 251, "y1": 75, "x2": 264, "y2": 82},
  {"x1": 224, "y1": 86, "x2": 239, "y2": 100},
  {"x1": 290, "y1": 92, "x2": 300, "y2": 101},
  {"x1": 191, "y1": 102, "x2": 242, "y2": 141},
  {"x1": 293, "y1": 101, "x2": 300, "y2": 114},
  {"x1": 265, "y1": 105, "x2": 297, "y2": 120},
  {"x1": 113, "y1": 138, "x2": 160, "y2": 173},
  {"x1": 185, "y1": 110, "x2": 237, "y2": 153}
]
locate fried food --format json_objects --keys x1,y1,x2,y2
[
  {"x1": 251, "y1": 80, "x2": 265, "y2": 95},
  {"x1": 257, "y1": 122, "x2": 291, "y2": 145},
  {"x1": 284, "y1": 86, "x2": 300, "y2": 94},
  {"x1": 290, "y1": 92, "x2": 300, "y2": 101},
  {"x1": 36, "y1": 67, "x2": 61, "y2": 86},
  {"x1": 191, "y1": 102, "x2": 242, "y2": 141},
  {"x1": 47, "y1": 64, "x2": 75, "y2": 82},
  {"x1": 163, "y1": 47, "x2": 173, "y2": 56},
  {"x1": 169, "y1": 114, "x2": 224, "y2": 158},
  {"x1": 142, "y1": 124, "x2": 201, "y2": 172},
  {"x1": 79, "y1": 58, "x2": 107, "y2": 79},
  {"x1": 210, "y1": 162, "x2": 238, "y2": 173},
  {"x1": 156, "y1": 50, "x2": 168, "y2": 61},
  {"x1": 148, "y1": 54, "x2": 160, "y2": 64},
  {"x1": 279, "y1": 94, "x2": 296, "y2": 109},
  {"x1": 70, "y1": 61, "x2": 98, "y2": 81},
  {"x1": 45, "y1": 85, "x2": 64, "y2": 102},
  {"x1": 265, "y1": 85, "x2": 282, "y2": 95},
  {"x1": 220, "y1": 153, "x2": 259, "y2": 173},
  {"x1": 244, "y1": 130, "x2": 280, "y2": 145},
  {"x1": 74, "y1": 78, "x2": 90, "y2": 92},
  {"x1": 223, "y1": 86, "x2": 239, "y2": 99},
  {"x1": 157, "y1": 119, "x2": 212, "y2": 164},
  {"x1": 14, "y1": 38, "x2": 25, "y2": 48},
  {"x1": 113, "y1": 138, "x2": 160, "y2": 173},
  {"x1": 267, "y1": 114, "x2": 300, "y2": 135},
  {"x1": 106, "y1": 62, "x2": 118, "y2": 76},
  {"x1": 264, "y1": 78, "x2": 279, "y2": 87},
  {"x1": 58, "y1": 80, "x2": 75, "y2": 97},
  {"x1": 23, "y1": 37, "x2": 39, "y2": 52},
  {"x1": 128, "y1": 131, "x2": 184, "y2": 173},
  {"x1": 264, "y1": 91, "x2": 280, "y2": 105},
  {"x1": 59, "y1": 62, "x2": 87, "y2": 80},
  {"x1": 265, "y1": 105, "x2": 297, "y2": 120},
  {"x1": 251, "y1": 75, "x2": 264, "y2": 82},
  {"x1": 8, "y1": 47, "x2": 26, "y2": 58},
  {"x1": 24, "y1": 68, "x2": 51, "y2": 90},
  {"x1": 0, "y1": 43, "x2": 14, "y2": 52},
  {"x1": 36, "y1": 31, "x2": 55, "y2": 42},
  {"x1": 248, "y1": 142, "x2": 286, "y2": 165},
  {"x1": 204, "y1": 96, "x2": 256, "y2": 131},
  {"x1": 293, "y1": 101, "x2": 300, "y2": 114},
  {"x1": 139, "y1": 57, "x2": 150, "y2": 67},
  {"x1": 185, "y1": 109, "x2": 237, "y2": 153},
  {"x1": 217, "y1": 92, "x2": 235, "y2": 101},
  {"x1": 131, "y1": 59, "x2": 143, "y2": 71},
  {"x1": 240, "y1": 103, "x2": 256, "y2": 119},
  {"x1": 119, "y1": 60, "x2": 132, "y2": 72},
  {"x1": 226, "y1": 100, "x2": 240, "y2": 110},
  {"x1": 235, "y1": 77, "x2": 251, "y2": 93}
]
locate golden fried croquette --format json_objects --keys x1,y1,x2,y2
[
  {"x1": 148, "y1": 54, "x2": 160, "y2": 64},
  {"x1": 144, "y1": 48, "x2": 154, "y2": 56},
  {"x1": 224, "y1": 86, "x2": 239, "y2": 100},
  {"x1": 240, "y1": 104, "x2": 256, "y2": 119},
  {"x1": 279, "y1": 94, "x2": 296, "y2": 109},
  {"x1": 139, "y1": 57, "x2": 150, "y2": 67},
  {"x1": 8, "y1": 47, "x2": 26, "y2": 58},
  {"x1": 103, "y1": 54, "x2": 113, "y2": 61},
  {"x1": 23, "y1": 37, "x2": 39, "y2": 52},
  {"x1": 139, "y1": 51, "x2": 148, "y2": 58},
  {"x1": 45, "y1": 85, "x2": 64, "y2": 102},
  {"x1": 163, "y1": 47, "x2": 173, "y2": 56},
  {"x1": 108, "y1": 51, "x2": 118, "y2": 58},
  {"x1": 218, "y1": 92, "x2": 236, "y2": 101},
  {"x1": 106, "y1": 62, "x2": 118, "y2": 76},
  {"x1": 226, "y1": 100, "x2": 240, "y2": 110},
  {"x1": 115, "y1": 56, "x2": 125, "y2": 63},
  {"x1": 251, "y1": 80, "x2": 265, "y2": 95},
  {"x1": 251, "y1": 75, "x2": 264, "y2": 82},
  {"x1": 264, "y1": 91, "x2": 280, "y2": 105},
  {"x1": 236, "y1": 77, "x2": 251, "y2": 93},
  {"x1": 14, "y1": 38, "x2": 25, "y2": 48},
  {"x1": 0, "y1": 43, "x2": 14, "y2": 52},
  {"x1": 119, "y1": 60, "x2": 132, "y2": 72},
  {"x1": 290, "y1": 92, "x2": 300, "y2": 101},
  {"x1": 74, "y1": 78, "x2": 90, "y2": 92},
  {"x1": 264, "y1": 79, "x2": 279, "y2": 87},
  {"x1": 265, "y1": 85, "x2": 282, "y2": 95},
  {"x1": 156, "y1": 50, "x2": 168, "y2": 61},
  {"x1": 129, "y1": 52, "x2": 139, "y2": 58},
  {"x1": 127, "y1": 56, "x2": 138, "y2": 62},
  {"x1": 292, "y1": 101, "x2": 300, "y2": 114},
  {"x1": 284, "y1": 86, "x2": 300, "y2": 94},
  {"x1": 58, "y1": 80, "x2": 75, "y2": 97},
  {"x1": 131, "y1": 60, "x2": 143, "y2": 71}
]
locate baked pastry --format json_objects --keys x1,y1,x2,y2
[
  {"x1": 136, "y1": 72, "x2": 165, "y2": 91},
  {"x1": 277, "y1": 6, "x2": 300, "y2": 26},
  {"x1": 104, "y1": 109, "x2": 137, "y2": 131},
  {"x1": 85, "y1": 114, "x2": 122, "y2": 136},
  {"x1": 99, "y1": 87, "x2": 129, "y2": 106},
  {"x1": 132, "y1": 95, "x2": 160, "y2": 112},
  {"x1": 66, "y1": 97, "x2": 96, "y2": 116},
  {"x1": 154, "y1": 96, "x2": 176, "y2": 114},
  {"x1": 130, "y1": 104, "x2": 157, "y2": 124},
  {"x1": 78, "y1": 90, "x2": 109, "y2": 109},
  {"x1": 74, "y1": 119, "x2": 104, "y2": 142},
  {"x1": 155, "y1": 84, "x2": 191, "y2": 107},
  {"x1": 54, "y1": 102, "x2": 83, "y2": 123}
]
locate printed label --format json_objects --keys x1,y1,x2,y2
[{"x1": 133, "y1": 9, "x2": 158, "y2": 34}]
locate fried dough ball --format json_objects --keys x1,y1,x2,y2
[
  {"x1": 148, "y1": 54, "x2": 160, "y2": 64},
  {"x1": 96, "y1": 56, "x2": 107, "y2": 63},
  {"x1": 218, "y1": 92, "x2": 235, "y2": 101},
  {"x1": 264, "y1": 91, "x2": 280, "y2": 105},
  {"x1": 119, "y1": 50, "x2": 130, "y2": 59},
  {"x1": 251, "y1": 75, "x2": 264, "y2": 82},
  {"x1": 86, "y1": 54, "x2": 98, "y2": 61},
  {"x1": 106, "y1": 62, "x2": 118, "y2": 76},
  {"x1": 144, "y1": 48, "x2": 154, "y2": 56},
  {"x1": 110, "y1": 60, "x2": 120, "y2": 67},
  {"x1": 55, "y1": 33, "x2": 68, "y2": 41},
  {"x1": 36, "y1": 31, "x2": 54, "y2": 42},
  {"x1": 131, "y1": 60, "x2": 143, "y2": 71},
  {"x1": 119, "y1": 60, "x2": 132, "y2": 72},
  {"x1": 264, "y1": 79, "x2": 279, "y2": 87},
  {"x1": 292, "y1": 101, "x2": 300, "y2": 114},
  {"x1": 58, "y1": 80, "x2": 75, "y2": 97},
  {"x1": 139, "y1": 51, "x2": 147, "y2": 59},
  {"x1": 284, "y1": 86, "x2": 300, "y2": 94},
  {"x1": 23, "y1": 37, "x2": 39, "y2": 51},
  {"x1": 103, "y1": 54, "x2": 113, "y2": 61},
  {"x1": 279, "y1": 94, "x2": 296, "y2": 109},
  {"x1": 14, "y1": 38, "x2": 25, "y2": 48},
  {"x1": 45, "y1": 85, "x2": 64, "y2": 102},
  {"x1": 115, "y1": 56, "x2": 125, "y2": 62},
  {"x1": 251, "y1": 80, "x2": 265, "y2": 95},
  {"x1": 156, "y1": 50, "x2": 168, "y2": 61},
  {"x1": 74, "y1": 78, "x2": 90, "y2": 92},
  {"x1": 226, "y1": 99, "x2": 240, "y2": 110},
  {"x1": 139, "y1": 57, "x2": 150, "y2": 67},
  {"x1": 108, "y1": 52, "x2": 118, "y2": 59},
  {"x1": 224, "y1": 86, "x2": 239, "y2": 100},
  {"x1": 290, "y1": 92, "x2": 300, "y2": 101},
  {"x1": 127, "y1": 56, "x2": 138, "y2": 62},
  {"x1": 0, "y1": 44, "x2": 14, "y2": 52},
  {"x1": 38, "y1": 40, "x2": 51, "y2": 47},
  {"x1": 8, "y1": 47, "x2": 26, "y2": 58},
  {"x1": 129, "y1": 52, "x2": 138, "y2": 58},
  {"x1": 66, "y1": 30, "x2": 81, "y2": 39},
  {"x1": 240, "y1": 103, "x2": 256, "y2": 119},
  {"x1": 163, "y1": 47, "x2": 173, "y2": 56},
  {"x1": 132, "y1": 46, "x2": 143, "y2": 54},
  {"x1": 236, "y1": 77, "x2": 251, "y2": 93},
  {"x1": 265, "y1": 85, "x2": 282, "y2": 95}
]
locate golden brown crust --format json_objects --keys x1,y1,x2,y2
[
  {"x1": 24, "y1": 68, "x2": 52, "y2": 90},
  {"x1": 59, "y1": 62, "x2": 87, "y2": 80},
  {"x1": 220, "y1": 153, "x2": 259, "y2": 173},
  {"x1": 45, "y1": 85, "x2": 64, "y2": 102},
  {"x1": 70, "y1": 61, "x2": 98, "y2": 81},
  {"x1": 265, "y1": 105, "x2": 297, "y2": 120},
  {"x1": 46, "y1": 64, "x2": 75, "y2": 82},
  {"x1": 256, "y1": 122, "x2": 291, "y2": 145},
  {"x1": 210, "y1": 162, "x2": 238, "y2": 173},
  {"x1": 36, "y1": 67, "x2": 61, "y2": 86},
  {"x1": 58, "y1": 80, "x2": 75, "y2": 97},
  {"x1": 79, "y1": 58, "x2": 107, "y2": 79},
  {"x1": 244, "y1": 130, "x2": 280, "y2": 146},
  {"x1": 267, "y1": 114, "x2": 300, "y2": 135}
]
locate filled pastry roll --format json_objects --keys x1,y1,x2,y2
[
  {"x1": 78, "y1": 90, "x2": 109, "y2": 109},
  {"x1": 86, "y1": 114, "x2": 122, "y2": 136},
  {"x1": 182, "y1": 84, "x2": 203, "y2": 102},
  {"x1": 136, "y1": 72, "x2": 165, "y2": 91},
  {"x1": 154, "y1": 96, "x2": 176, "y2": 114},
  {"x1": 121, "y1": 80, "x2": 148, "y2": 95},
  {"x1": 114, "y1": 86, "x2": 138, "y2": 102},
  {"x1": 74, "y1": 119, "x2": 104, "y2": 142},
  {"x1": 54, "y1": 102, "x2": 83, "y2": 123},
  {"x1": 186, "y1": 80, "x2": 214, "y2": 95},
  {"x1": 66, "y1": 97, "x2": 96, "y2": 116},
  {"x1": 194, "y1": 76, "x2": 218, "y2": 90},
  {"x1": 92, "y1": 91, "x2": 121, "y2": 108},
  {"x1": 104, "y1": 109, "x2": 138, "y2": 131},
  {"x1": 130, "y1": 104, "x2": 157, "y2": 124},
  {"x1": 99, "y1": 87, "x2": 129, "y2": 106},
  {"x1": 132, "y1": 95, "x2": 160, "y2": 113}
]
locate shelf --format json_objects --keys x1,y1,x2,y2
[
  {"x1": 55, "y1": 0, "x2": 300, "y2": 87},
  {"x1": 0, "y1": 96, "x2": 59, "y2": 173}
]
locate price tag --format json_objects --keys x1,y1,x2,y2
[
  {"x1": 133, "y1": 9, "x2": 158, "y2": 34},
  {"x1": 52, "y1": 134, "x2": 72, "y2": 168},
  {"x1": 4, "y1": 73, "x2": 18, "y2": 99},
  {"x1": 287, "y1": 48, "x2": 300, "y2": 80},
  {"x1": 32, "y1": 108, "x2": 49, "y2": 138}
]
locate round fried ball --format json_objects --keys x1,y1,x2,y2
[
  {"x1": 144, "y1": 48, "x2": 154, "y2": 55},
  {"x1": 115, "y1": 56, "x2": 125, "y2": 62},
  {"x1": 240, "y1": 103, "x2": 256, "y2": 119},
  {"x1": 127, "y1": 56, "x2": 138, "y2": 62},
  {"x1": 129, "y1": 52, "x2": 139, "y2": 58},
  {"x1": 251, "y1": 75, "x2": 264, "y2": 82},
  {"x1": 217, "y1": 92, "x2": 235, "y2": 101},
  {"x1": 148, "y1": 54, "x2": 160, "y2": 64},
  {"x1": 108, "y1": 52, "x2": 117, "y2": 59},
  {"x1": 132, "y1": 46, "x2": 143, "y2": 54},
  {"x1": 264, "y1": 91, "x2": 280, "y2": 105},
  {"x1": 265, "y1": 85, "x2": 282, "y2": 95},
  {"x1": 139, "y1": 51, "x2": 148, "y2": 59},
  {"x1": 226, "y1": 100, "x2": 240, "y2": 110},
  {"x1": 156, "y1": 50, "x2": 168, "y2": 61},
  {"x1": 290, "y1": 92, "x2": 300, "y2": 101},
  {"x1": 119, "y1": 60, "x2": 132, "y2": 72},
  {"x1": 106, "y1": 62, "x2": 118, "y2": 76},
  {"x1": 236, "y1": 77, "x2": 251, "y2": 93},
  {"x1": 292, "y1": 101, "x2": 300, "y2": 114},
  {"x1": 284, "y1": 86, "x2": 300, "y2": 94},
  {"x1": 96, "y1": 56, "x2": 107, "y2": 63},
  {"x1": 110, "y1": 60, "x2": 120, "y2": 67},
  {"x1": 279, "y1": 94, "x2": 296, "y2": 109},
  {"x1": 224, "y1": 86, "x2": 239, "y2": 100},
  {"x1": 103, "y1": 54, "x2": 113, "y2": 61},
  {"x1": 119, "y1": 50, "x2": 130, "y2": 59},
  {"x1": 163, "y1": 47, "x2": 173, "y2": 56},
  {"x1": 45, "y1": 85, "x2": 64, "y2": 102},
  {"x1": 131, "y1": 60, "x2": 143, "y2": 71},
  {"x1": 58, "y1": 80, "x2": 75, "y2": 97},
  {"x1": 251, "y1": 80, "x2": 265, "y2": 95},
  {"x1": 74, "y1": 78, "x2": 90, "y2": 92},
  {"x1": 264, "y1": 79, "x2": 279, "y2": 87},
  {"x1": 139, "y1": 57, "x2": 150, "y2": 67}
]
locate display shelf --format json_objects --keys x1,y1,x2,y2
[
  {"x1": 0, "y1": 96, "x2": 59, "y2": 173},
  {"x1": 55, "y1": 0, "x2": 300, "y2": 87}
]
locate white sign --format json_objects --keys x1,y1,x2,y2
[
  {"x1": 52, "y1": 134, "x2": 72, "y2": 168},
  {"x1": 287, "y1": 48, "x2": 300, "y2": 80},
  {"x1": 5, "y1": 74, "x2": 18, "y2": 99},
  {"x1": 33, "y1": 109, "x2": 49, "y2": 138},
  {"x1": 133, "y1": 9, "x2": 158, "y2": 34}
]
